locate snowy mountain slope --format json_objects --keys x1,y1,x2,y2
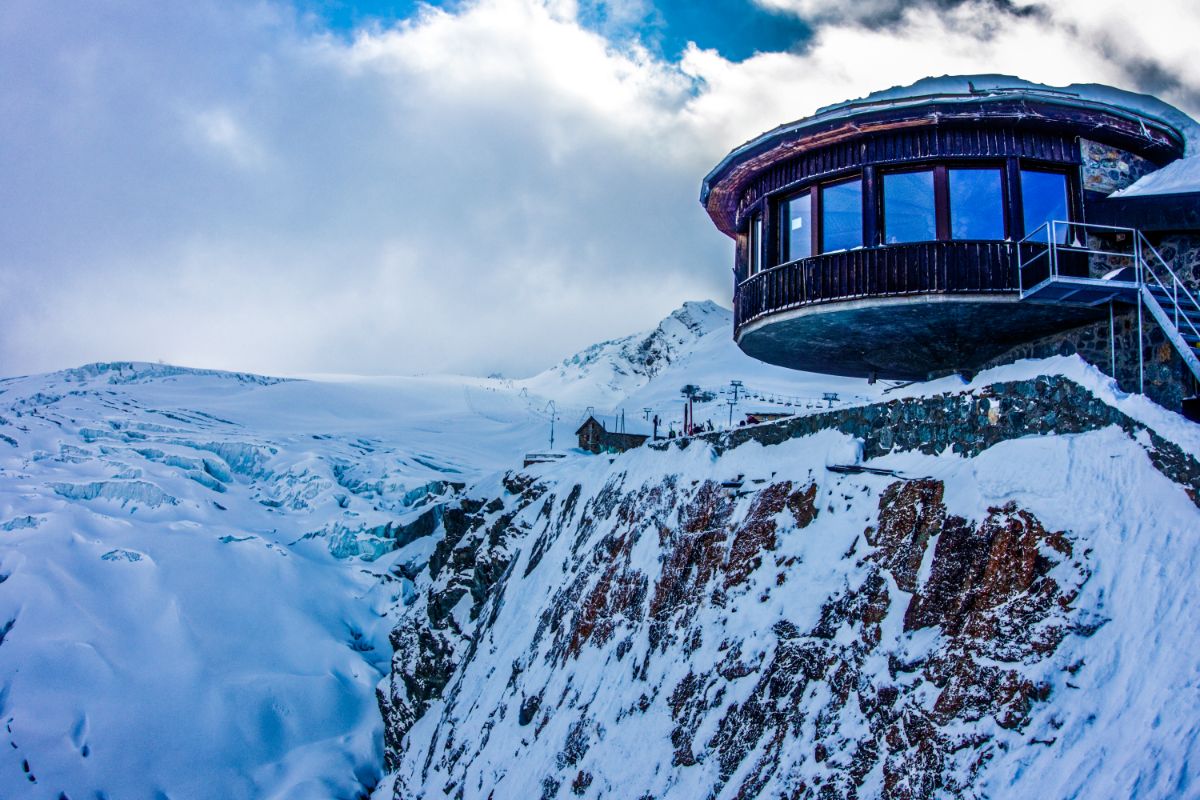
[
  {"x1": 617, "y1": 316, "x2": 880, "y2": 433},
  {"x1": 519, "y1": 300, "x2": 732, "y2": 407},
  {"x1": 6, "y1": 302, "x2": 1198, "y2": 800},
  {"x1": 0, "y1": 302, "x2": 877, "y2": 800},
  {"x1": 519, "y1": 300, "x2": 881, "y2": 433},
  {"x1": 378, "y1": 359, "x2": 1200, "y2": 800},
  {"x1": 0, "y1": 362, "x2": 556, "y2": 800}
]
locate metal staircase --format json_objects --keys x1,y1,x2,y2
[{"x1": 1018, "y1": 221, "x2": 1200, "y2": 395}]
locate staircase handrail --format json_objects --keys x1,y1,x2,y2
[
  {"x1": 1137, "y1": 233, "x2": 1200, "y2": 341},
  {"x1": 1017, "y1": 220, "x2": 1152, "y2": 295}
]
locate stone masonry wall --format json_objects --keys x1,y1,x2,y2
[
  {"x1": 660, "y1": 374, "x2": 1200, "y2": 508},
  {"x1": 1081, "y1": 138, "x2": 1157, "y2": 195},
  {"x1": 980, "y1": 309, "x2": 1187, "y2": 411},
  {"x1": 1154, "y1": 233, "x2": 1200, "y2": 297}
]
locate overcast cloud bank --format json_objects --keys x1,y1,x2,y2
[{"x1": 2, "y1": 0, "x2": 1198, "y2": 377}]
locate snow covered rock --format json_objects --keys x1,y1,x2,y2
[{"x1": 378, "y1": 369, "x2": 1200, "y2": 799}]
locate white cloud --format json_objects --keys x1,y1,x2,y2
[
  {"x1": 751, "y1": 0, "x2": 1200, "y2": 108},
  {"x1": 189, "y1": 107, "x2": 269, "y2": 168},
  {"x1": 2, "y1": 0, "x2": 1198, "y2": 378}
]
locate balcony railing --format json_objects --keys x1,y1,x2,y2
[{"x1": 734, "y1": 240, "x2": 1022, "y2": 334}]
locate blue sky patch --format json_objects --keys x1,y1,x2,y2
[{"x1": 297, "y1": 0, "x2": 811, "y2": 60}]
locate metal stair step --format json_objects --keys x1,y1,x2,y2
[
  {"x1": 1168, "y1": 313, "x2": 1200, "y2": 328},
  {"x1": 1155, "y1": 306, "x2": 1200, "y2": 321},
  {"x1": 1147, "y1": 286, "x2": 1191, "y2": 301},
  {"x1": 1146, "y1": 293, "x2": 1200, "y2": 321}
]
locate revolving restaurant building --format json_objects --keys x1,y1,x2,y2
[{"x1": 700, "y1": 75, "x2": 1200, "y2": 413}]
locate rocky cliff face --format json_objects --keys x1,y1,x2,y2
[{"x1": 378, "y1": 374, "x2": 1200, "y2": 799}]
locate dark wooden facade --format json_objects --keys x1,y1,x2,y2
[
  {"x1": 701, "y1": 84, "x2": 1190, "y2": 378},
  {"x1": 736, "y1": 241, "x2": 1017, "y2": 331},
  {"x1": 576, "y1": 417, "x2": 648, "y2": 455},
  {"x1": 703, "y1": 97, "x2": 1183, "y2": 238},
  {"x1": 733, "y1": 126, "x2": 1079, "y2": 235},
  {"x1": 734, "y1": 241, "x2": 1090, "y2": 336},
  {"x1": 1089, "y1": 192, "x2": 1200, "y2": 233}
]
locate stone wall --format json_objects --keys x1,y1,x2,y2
[
  {"x1": 1153, "y1": 233, "x2": 1200, "y2": 297},
  {"x1": 979, "y1": 308, "x2": 1188, "y2": 411},
  {"x1": 1081, "y1": 138, "x2": 1157, "y2": 194},
  {"x1": 661, "y1": 374, "x2": 1200, "y2": 507},
  {"x1": 985, "y1": 232, "x2": 1200, "y2": 410}
]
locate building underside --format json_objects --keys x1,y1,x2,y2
[{"x1": 735, "y1": 294, "x2": 1106, "y2": 380}]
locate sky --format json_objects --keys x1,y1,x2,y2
[{"x1": 3, "y1": 0, "x2": 1200, "y2": 379}]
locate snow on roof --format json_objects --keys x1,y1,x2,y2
[
  {"x1": 702, "y1": 74, "x2": 1200, "y2": 205},
  {"x1": 810, "y1": 75, "x2": 1199, "y2": 152},
  {"x1": 1110, "y1": 156, "x2": 1200, "y2": 198}
]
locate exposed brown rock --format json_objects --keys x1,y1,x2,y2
[
  {"x1": 869, "y1": 480, "x2": 947, "y2": 593},
  {"x1": 725, "y1": 481, "x2": 818, "y2": 589},
  {"x1": 383, "y1": 463, "x2": 1098, "y2": 800},
  {"x1": 565, "y1": 550, "x2": 648, "y2": 659}
]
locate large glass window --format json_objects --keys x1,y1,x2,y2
[
  {"x1": 784, "y1": 191, "x2": 812, "y2": 261},
  {"x1": 821, "y1": 178, "x2": 862, "y2": 253},
  {"x1": 1022, "y1": 169, "x2": 1070, "y2": 244},
  {"x1": 748, "y1": 213, "x2": 762, "y2": 275},
  {"x1": 948, "y1": 168, "x2": 1005, "y2": 239},
  {"x1": 883, "y1": 170, "x2": 936, "y2": 243}
]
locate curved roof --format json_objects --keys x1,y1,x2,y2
[{"x1": 701, "y1": 75, "x2": 1199, "y2": 236}]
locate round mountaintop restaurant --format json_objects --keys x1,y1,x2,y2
[{"x1": 700, "y1": 76, "x2": 1200, "y2": 414}]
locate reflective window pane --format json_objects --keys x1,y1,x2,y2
[
  {"x1": 785, "y1": 192, "x2": 812, "y2": 261},
  {"x1": 883, "y1": 170, "x2": 936, "y2": 243},
  {"x1": 748, "y1": 213, "x2": 762, "y2": 274},
  {"x1": 949, "y1": 168, "x2": 1005, "y2": 240},
  {"x1": 1022, "y1": 170, "x2": 1070, "y2": 244},
  {"x1": 821, "y1": 179, "x2": 862, "y2": 253}
]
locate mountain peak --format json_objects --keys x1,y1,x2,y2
[
  {"x1": 521, "y1": 301, "x2": 731, "y2": 406},
  {"x1": 662, "y1": 300, "x2": 730, "y2": 338}
]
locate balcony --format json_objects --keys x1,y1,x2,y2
[{"x1": 733, "y1": 240, "x2": 1100, "y2": 379}]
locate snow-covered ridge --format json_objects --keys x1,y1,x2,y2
[
  {"x1": 11, "y1": 360, "x2": 293, "y2": 388},
  {"x1": 519, "y1": 300, "x2": 731, "y2": 407},
  {"x1": 517, "y1": 300, "x2": 877, "y2": 423},
  {"x1": 379, "y1": 364, "x2": 1200, "y2": 799}
]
